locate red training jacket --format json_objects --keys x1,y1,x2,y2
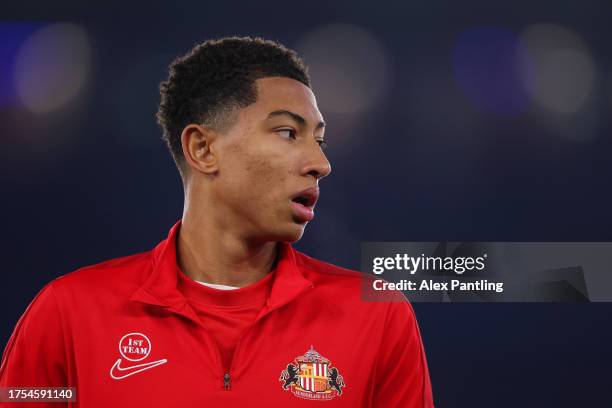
[{"x1": 1, "y1": 221, "x2": 434, "y2": 407}]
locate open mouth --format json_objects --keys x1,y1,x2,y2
[
  {"x1": 292, "y1": 196, "x2": 312, "y2": 207},
  {"x1": 290, "y1": 188, "x2": 319, "y2": 223},
  {"x1": 290, "y1": 189, "x2": 319, "y2": 208}
]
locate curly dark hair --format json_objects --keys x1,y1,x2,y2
[{"x1": 156, "y1": 36, "x2": 310, "y2": 173}]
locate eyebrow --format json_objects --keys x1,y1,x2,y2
[{"x1": 267, "y1": 110, "x2": 326, "y2": 130}]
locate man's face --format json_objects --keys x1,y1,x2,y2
[{"x1": 211, "y1": 77, "x2": 331, "y2": 243}]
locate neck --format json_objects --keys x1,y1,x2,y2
[{"x1": 177, "y1": 202, "x2": 278, "y2": 288}]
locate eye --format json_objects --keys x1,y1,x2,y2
[
  {"x1": 276, "y1": 128, "x2": 296, "y2": 140},
  {"x1": 316, "y1": 139, "x2": 328, "y2": 149}
]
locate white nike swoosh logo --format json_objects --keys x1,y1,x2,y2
[{"x1": 109, "y1": 358, "x2": 168, "y2": 380}]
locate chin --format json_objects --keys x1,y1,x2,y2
[{"x1": 272, "y1": 222, "x2": 307, "y2": 243}]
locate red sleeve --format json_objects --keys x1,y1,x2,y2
[
  {"x1": 0, "y1": 282, "x2": 68, "y2": 406},
  {"x1": 371, "y1": 299, "x2": 434, "y2": 407}
]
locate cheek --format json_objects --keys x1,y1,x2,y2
[
  {"x1": 219, "y1": 134, "x2": 296, "y2": 209},
  {"x1": 243, "y1": 156, "x2": 290, "y2": 196}
]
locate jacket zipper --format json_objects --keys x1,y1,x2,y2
[
  {"x1": 222, "y1": 283, "x2": 314, "y2": 391},
  {"x1": 220, "y1": 313, "x2": 262, "y2": 392},
  {"x1": 223, "y1": 372, "x2": 231, "y2": 390},
  {"x1": 146, "y1": 282, "x2": 313, "y2": 391}
]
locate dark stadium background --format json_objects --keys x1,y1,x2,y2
[{"x1": 2, "y1": 1, "x2": 611, "y2": 406}]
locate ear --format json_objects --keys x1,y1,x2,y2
[{"x1": 180, "y1": 124, "x2": 219, "y2": 175}]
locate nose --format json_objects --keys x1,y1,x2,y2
[{"x1": 302, "y1": 143, "x2": 332, "y2": 180}]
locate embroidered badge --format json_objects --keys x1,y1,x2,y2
[{"x1": 279, "y1": 345, "x2": 345, "y2": 400}]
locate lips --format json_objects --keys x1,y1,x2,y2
[
  {"x1": 290, "y1": 187, "x2": 319, "y2": 223},
  {"x1": 291, "y1": 188, "x2": 319, "y2": 207}
]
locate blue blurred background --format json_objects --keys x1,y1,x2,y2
[{"x1": 2, "y1": 1, "x2": 611, "y2": 406}]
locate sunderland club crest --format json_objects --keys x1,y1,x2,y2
[{"x1": 279, "y1": 345, "x2": 345, "y2": 400}]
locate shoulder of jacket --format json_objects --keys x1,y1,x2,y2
[
  {"x1": 49, "y1": 249, "x2": 152, "y2": 291},
  {"x1": 293, "y1": 249, "x2": 386, "y2": 294},
  {"x1": 294, "y1": 250, "x2": 364, "y2": 280}
]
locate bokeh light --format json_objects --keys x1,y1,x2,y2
[
  {"x1": 295, "y1": 23, "x2": 391, "y2": 115},
  {"x1": 14, "y1": 23, "x2": 91, "y2": 113},
  {"x1": 520, "y1": 24, "x2": 595, "y2": 114},
  {"x1": 0, "y1": 22, "x2": 43, "y2": 107}
]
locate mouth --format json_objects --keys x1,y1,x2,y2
[{"x1": 290, "y1": 187, "x2": 319, "y2": 223}]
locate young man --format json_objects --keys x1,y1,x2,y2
[{"x1": 0, "y1": 37, "x2": 434, "y2": 407}]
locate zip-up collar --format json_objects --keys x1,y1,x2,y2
[{"x1": 130, "y1": 221, "x2": 314, "y2": 323}]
